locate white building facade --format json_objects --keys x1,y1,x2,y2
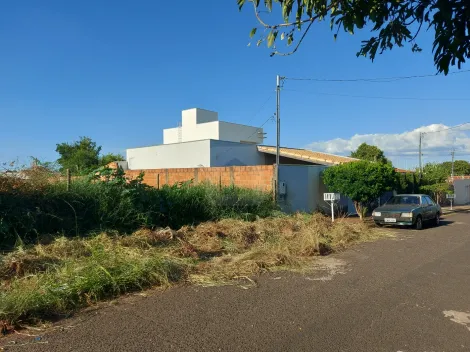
[
  {"x1": 126, "y1": 108, "x2": 265, "y2": 170},
  {"x1": 163, "y1": 108, "x2": 263, "y2": 145}
]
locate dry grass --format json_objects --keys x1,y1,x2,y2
[
  {"x1": 181, "y1": 214, "x2": 389, "y2": 286},
  {"x1": 0, "y1": 213, "x2": 391, "y2": 326}
]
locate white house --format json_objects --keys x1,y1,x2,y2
[{"x1": 126, "y1": 108, "x2": 266, "y2": 170}]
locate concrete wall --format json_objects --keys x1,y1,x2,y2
[
  {"x1": 163, "y1": 128, "x2": 180, "y2": 144},
  {"x1": 278, "y1": 165, "x2": 327, "y2": 213},
  {"x1": 127, "y1": 139, "x2": 267, "y2": 170},
  {"x1": 163, "y1": 108, "x2": 263, "y2": 145},
  {"x1": 210, "y1": 140, "x2": 265, "y2": 167},
  {"x1": 126, "y1": 140, "x2": 211, "y2": 170},
  {"x1": 453, "y1": 179, "x2": 470, "y2": 205},
  {"x1": 164, "y1": 121, "x2": 219, "y2": 144},
  {"x1": 218, "y1": 121, "x2": 263, "y2": 144},
  {"x1": 182, "y1": 108, "x2": 218, "y2": 126}
]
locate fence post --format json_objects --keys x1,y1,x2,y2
[
  {"x1": 157, "y1": 174, "x2": 160, "y2": 189},
  {"x1": 66, "y1": 169, "x2": 71, "y2": 191},
  {"x1": 230, "y1": 166, "x2": 234, "y2": 186},
  {"x1": 219, "y1": 173, "x2": 222, "y2": 190}
]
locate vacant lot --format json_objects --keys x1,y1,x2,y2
[{"x1": 0, "y1": 213, "x2": 389, "y2": 326}]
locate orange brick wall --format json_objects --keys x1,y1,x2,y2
[{"x1": 124, "y1": 165, "x2": 275, "y2": 192}]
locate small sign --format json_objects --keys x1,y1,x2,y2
[
  {"x1": 446, "y1": 194, "x2": 456, "y2": 199},
  {"x1": 324, "y1": 193, "x2": 341, "y2": 201}
]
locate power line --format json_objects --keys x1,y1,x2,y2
[
  {"x1": 422, "y1": 123, "x2": 470, "y2": 134},
  {"x1": 283, "y1": 88, "x2": 470, "y2": 101},
  {"x1": 214, "y1": 114, "x2": 275, "y2": 160},
  {"x1": 243, "y1": 93, "x2": 274, "y2": 127},
  {"x1": 284, "y1": 69, "x2": 470, "y2": 83}
]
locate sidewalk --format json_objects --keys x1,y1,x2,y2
[{"x1": 441, "y1": 205, "x2": 470, "y2": 215}]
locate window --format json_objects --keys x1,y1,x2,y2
[
  {"x1": 387, "y1": 196, "x2": 420, "y2": 205},
  {"x1": 421, "y1": 197, "x2": 430, "y2": 205},
  {"x1": 425, "y1": 196, "x2": 434, "y2": 205}
]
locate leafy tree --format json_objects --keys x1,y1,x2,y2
[
  {"x1": 351, "y1": 143, "x2": 389, "y2": 164},
  {"x1": 56, "y1": 137, "x2": 125, "y2": 175},
  {"x1": 422, "y1": 162, "x2": 448, "y2": 184},
  {"x1": 420, "y1": 182, "x2": 453, "y2": 204},
  {"x1": 238, "y1": 0, "x2": 470, "y2": 73},
  {"x1": 442, "y1": 160, "x2": 470, "y2": 176},
  {"x1": 422, "y1": 160, "x2": 470, "y2": 184},
  {"x1": 323, "y1": 160, "x2": 396, "y2": 219},
  {"x1": 100, "y1": 153, "x2": 125, "y2": 167},
  {"x1": 56, "y1": 137, "x2": 102, "y2": 175},
  {"x1": 396, "y1": 172, "x2": 418, "y2": 194}
]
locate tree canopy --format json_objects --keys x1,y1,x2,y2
[
  {"x1": 422, "y1": 160, "x2": 470, "y2": 183},
  {"x1": 323, "y1": 160, "x2": 396, "y2": 218},
  {"x1": 238, "y1": 0, "x2": 470, "y2": 73},
  {"x1": 351, "y1": 143, "x2": 390, "y2": 164},
  {"x1": 56, "y1": 137, "x2": 124, "y2": 175}
]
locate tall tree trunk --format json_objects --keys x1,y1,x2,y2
[{"x1": 353, "y1": 201, "x2": 363, "y2": 220}]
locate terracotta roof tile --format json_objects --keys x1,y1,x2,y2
[
  {"x1": 257, "y1": 146, "x2": 359, "y2": 165},
  {"x1": 257, "y1": 146, "x2": 413, "y2": 173}
]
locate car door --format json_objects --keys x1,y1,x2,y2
[
  {"x1": 425, "y1": 196, "x2": 438, "y2": 218},
  {"x1": 420, "y1": 196, "x2": 432, "y2": 220}
]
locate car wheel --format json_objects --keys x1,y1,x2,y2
[
  {"x1": 434, "y1": 213, "x2": 440, "y2": 227},
  {"x1": 415, "y1": 216, "x2": 423, "y2": 230}
]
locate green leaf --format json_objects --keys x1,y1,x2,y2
[
  {"x1": 237, "y1": 0, "x2": 245, "y2": 10},
  {"x1": 287, "y1": 34, "x2": 294, "y2": 45},
  {"x1": 250, "y1": 28, "x2": 257, "y2": 38},
  {"x1": 281, "y1": 32, "x2": 285, "y2": 40},
  {"x1": 267, "y1": 31, "x2": 278, "y2": 48},
  {"x1": 265, "y1": 0, "x2": 272, "y2": 12}
]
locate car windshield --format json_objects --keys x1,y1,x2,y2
[{"x1": 387, "y1": 196, "x2": 420, "y2": 205}]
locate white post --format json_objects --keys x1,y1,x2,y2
[
  {"x1": 451, "y1": 199, "x2": 453, "y2": 210},
  {"x1": 331, "y1": 202, "x2": 335, "y2": 222}
]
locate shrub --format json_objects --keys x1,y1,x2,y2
[
  {"x1": 323, "y1": 161, "x2": 396, "y2": 219},
  {"x1": 0, "y1": 168, "x2": 277, "y2": 249}
]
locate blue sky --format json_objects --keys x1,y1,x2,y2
[{"x1": 1, "y1": 0, "x2": 469, "y2": 169}]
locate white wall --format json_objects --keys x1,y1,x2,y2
[
  {"x1": 163, "y1": 128, "x2": 180, "y2": 144},
  {"x1": 210, "y1": 140, "x2": 265, "y2": 167},
  {"x1": 183, "y1": 121, "x2": 219, "y2": 143},
  {"x1": 454, "y1": 179, "x2": 470, "y2": 205},
  {"x1": 163, "y1": 108, "x2": 263, "y2": 145},
  {"x1": 218, "y1": 122, "x2": 264, "y2": 144},
  {"x1": 182, "y1": 108, "x2": 218, "y2": 126},
  {"x1": 163, "y1": 121, "x2": 219, "y2": 144},
  {"x1": 127, "y1": 140, "x2": 211, "y2": 169}
]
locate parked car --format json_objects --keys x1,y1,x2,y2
[{"x1": 372, "y1": 194, "x2": 441, "y2": 230}]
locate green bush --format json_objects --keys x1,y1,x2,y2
[{"x1": 0, "y1": 167, "x2": 276, "y2": 249}]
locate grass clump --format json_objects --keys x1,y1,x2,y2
[{"x1": 0, "y1": 235, "x2": 191, "y2": 324}]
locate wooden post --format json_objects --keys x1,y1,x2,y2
[
  {"x1": 157, "y1": 174, "x2": 160, "y2": 189},
  {"x1": 219, "y1": 173, "x2": 222, "y2": 190},
  {"x1": 66, "y1": 169, "x2": 71, "y2": 191}
]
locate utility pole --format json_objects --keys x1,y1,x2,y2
[
  {"x1": 418, "y1": 132, "x2": 423, "y2": 179},
  {"x1": 276, "y1": 75, "x2": 282, "y2": 201},
  {"x1": 451, "y1": 148, "x2": 455, "y2": 182}
]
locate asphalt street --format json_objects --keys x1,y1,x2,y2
[{"x1": 2, "y1": 212, "x2": 470, "y2": 352}]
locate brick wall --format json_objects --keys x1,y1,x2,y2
[{"x1": 122, "y1": 165, "x2": 275, "y2": 192}]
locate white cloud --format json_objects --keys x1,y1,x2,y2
[{"x1": 306, "y1": 124, "x2": 470, "y2": 168}]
